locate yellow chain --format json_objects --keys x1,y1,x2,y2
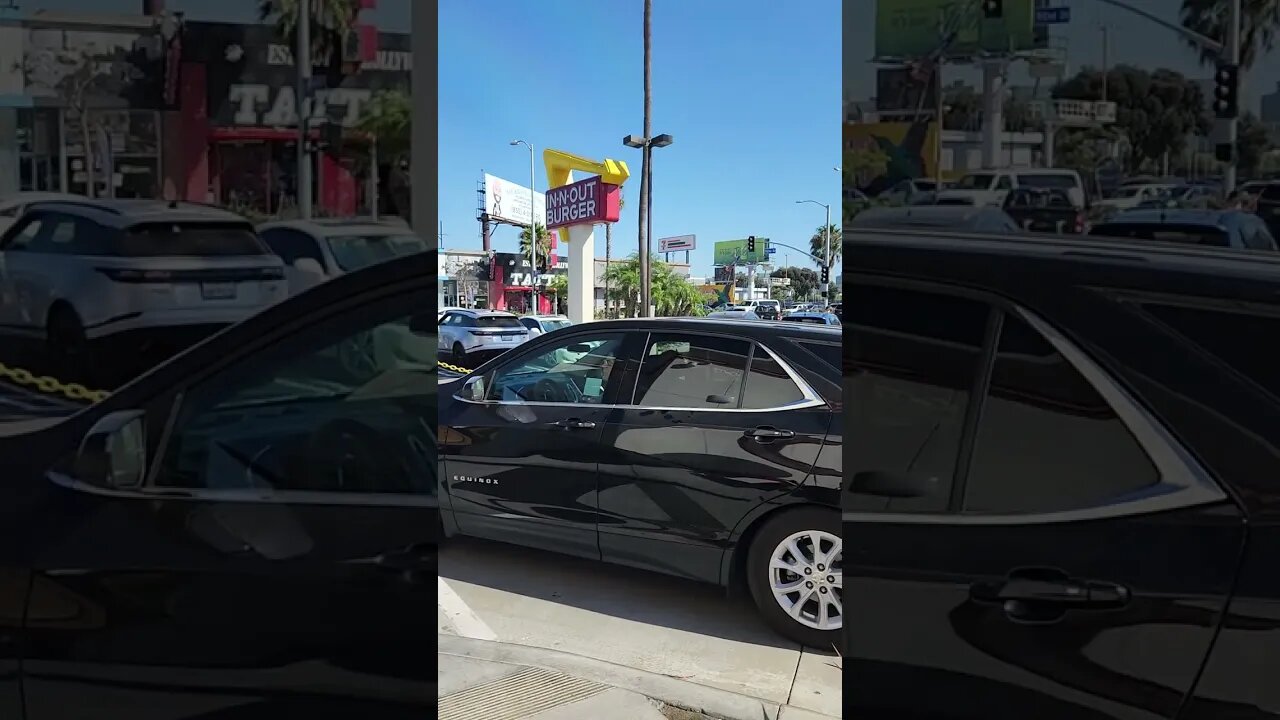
[
  {"x1": 0, "y1": 362, "x2": 110, "y2": 403},
  {"x1": 438, "y1": 361, "x2": 473, "y2": 375}
]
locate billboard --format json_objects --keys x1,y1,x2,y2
[
  {"x1": 844, "y1": 120, "x2": 939, "y2": 192},
  {"x1": 659, "y1": 235, "x2": 696, "y2": 252},
  {"x1": 874, "y1": 0, "x2": 1037, "y2": 59},
  {"x1": 483, "y1": 173, "x2": 546, "y2": 227},
  {"x1": 714, "y1": 238, "x2": 770, "y2": 266},
  {"x1": 544, "y1": 175, "x2": 621, "y2": 230},
  {"x1": 876, "y1": 67, "x2": 937, "y2": 113}
]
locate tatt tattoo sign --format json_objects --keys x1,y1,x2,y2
[{"x1": 544, "y1": 175, "x2": 621, "y2": 230}]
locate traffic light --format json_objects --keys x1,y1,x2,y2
[
  {"x1": 1214, "y1": 63, "x2": 1240, "y2": 119},
  {"x1": 821, "y1": 265, "x2": 830, "y2": 284},
  {"x1": 982, "y1": 0, "x2": 1003, "y2": 19},
  {"x1": 747, "y1": 235, "x2": 756, "y2": 253}
]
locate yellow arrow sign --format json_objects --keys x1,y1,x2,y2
[{"x1": 543, "y1": 148, "x2": 631, "y2": 189}]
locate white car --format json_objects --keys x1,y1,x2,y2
[
  {"x1": 1096, "y1": 184, "x2": 1179, "y2": 213},
  {"x1": 0, "y1": 198, "x2": 286, "y2": 367},
  {"x1": 0, "y1": 192, "x2": 84, "y2": 236},
  {"x1": 257, "y1": 219, "x2": 430, "y2": 295},
  {"x1": 937, "y1": 169, "x2": 1086, "y2": 209},
  {"x1": 740, "y1": 299, "x2": 781, "y2": 320},
  {"x1": 706, "y1": 306, "x2": 761, "y2": 320},
  {"x1": 438, "y1": 308, "x2": 530, "y2": 363},
  {"x1": 519, "y1": 314, "x2": 572, "y2": 336}
]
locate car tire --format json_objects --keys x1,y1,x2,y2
[
  {"x1": 746, "y1": 507, "x2": 841, "y2": 649},
  {"x1": 452, "y1": 342, "x2": 467, "y2": 364},
  {"x1": 46, "y1": 305, "x2": 90, "y2": 383}
]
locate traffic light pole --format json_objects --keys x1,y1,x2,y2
[
  {"x1": 296, "y1": 0, "x2": 313, "y2": 219},
  {"x1": 1225, "y1": 0, "x2": 1240, "y2": 195}
]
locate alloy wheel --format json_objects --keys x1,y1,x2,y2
[{"x1": 768, "y1": 529, "x2": 842, "y2": 631}]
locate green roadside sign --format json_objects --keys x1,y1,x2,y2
[
  {"x1": 875, "y1": 0, "x2": 1037, "y2": 58},
  {"x1": 714, "y1": 238, "x2": 771, "y2": 266}
]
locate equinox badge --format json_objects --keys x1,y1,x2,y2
[{"x1": 454, "y1": 475, "x2": 498, "y2": 486}]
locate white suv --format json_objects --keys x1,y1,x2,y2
[
  {"x1": 438, "y1": 309, "x2": 530, "y2": 363},
  {"x1": 938, "y1": 169, "x2": 1087, "y2": 209},
  {"x1": 0, "y1": 199, "x2": 286, "y2": 370}
]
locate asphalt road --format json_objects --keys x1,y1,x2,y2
[{"x1": 437, "y1": 537, "x2": 841, "y2": 718}]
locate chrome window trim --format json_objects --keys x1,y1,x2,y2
[
  {"x1": 48, "y1": 472, "x2": 438, "y2": 507},
  {"x1": 844, "y1": 303, "x2": 1228, "y2": 526},
  {"x1": 454, "y1": 329, "x2": 827, "y2": 414}
]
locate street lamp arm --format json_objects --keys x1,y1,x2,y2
[
  {"x1": 761, "y1": 240, "x2": 825, "y2": 266},
  {"x1": 1095, "y1": 0, "x2": 1224, "y2": 54}
]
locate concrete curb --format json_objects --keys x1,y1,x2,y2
[{"x1": 439, "y1": 633, "x2": 822, "y2": 720}]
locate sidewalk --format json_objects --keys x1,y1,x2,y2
[{"x1": 438, "y1": 634, "x2": 838, "y2": 720}]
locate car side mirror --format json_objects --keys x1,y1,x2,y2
[
  {"x1": 293, "y1": 257, "x2": 326, "y2": 277},
  {"x1": 705, "y1": 394, "x2": 733, "y2": 405},
  {"x1": 74, "y1": 409, "x2": 147, "y2": 489},
  {"x1": 456, "y1": 374, "x2": 487, "y2": 402},
  {"x1": 849, "y1": 470, "x2": 936, "y2": 499}
]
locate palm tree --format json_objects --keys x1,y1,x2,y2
[
  {"x1": 809, "y1": 224, "x2": 843, "y2": 269},
  {"x1": 518, "y1": 222, "x2": 553, "y2": 274},
  {"x1": 603, "y1": 255, "x2": 643, "y2": 317},
  {"x1": 258, "y1": 0, "x2": 360, "y2": 81},
  {"x1": 1180, "y1": 0, "x2": 1280, "y2": 68}
]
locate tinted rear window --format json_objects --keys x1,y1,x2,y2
[
  {"x1": 1017, "y1": 174, "x2": 1078, "y2": 189},
  {"x1": 118, "y1": 222, "x2": 268, "y2": 257},
  {"x1": 1141, "y1": 302, "x2": 1280, "y2": 401},
  {"x1": 476, "y1": 316, "x2": 523, "y2": 328},
  {"x1": 1090, "y1": 223, "x2": 1230, "y2": 247},
  {"x1": 785, "y1": 315, "x2": 828, "y2": 324}
]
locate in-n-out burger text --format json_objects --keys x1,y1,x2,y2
[{"x1": 544, "y1": 175, "x2": 621, "y2": 230}]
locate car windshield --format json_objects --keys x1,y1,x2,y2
[
  {"x1": 117, "y1": 222, "x2": 269, "y2": 257},
  {"x1": 326, "y1": 233, "x2": 429, "y2": 271},
  {"x1": 954, "y1": 174, "x2": 995, "y2": 190},
  {"x1": 1090, "y1": 223, "x2": 1231, "y2": 247},
  {"x1": 1017, "y1": 174, "x2": 1077, "y2": 189}
]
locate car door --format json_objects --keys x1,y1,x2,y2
[
  {"x1": 844, "y1": 279, "x2": 1244, "y2": 720},
  {"x1": 597, "y1": 330, "x2": 833, "y2": 583},
  {"x1": 10, "y1": 263, "x2": 436, "y2": 719},
  {"x1": 439, "y1": 329, "x2": 640, "y2": 560}
]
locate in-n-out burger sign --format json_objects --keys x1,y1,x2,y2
[
  {"x1": 226, "y1": 84, "x2": 374, "y2": 128},
  {"x1": 544, "y1": 175, "x2": 621, "y2": 230}
]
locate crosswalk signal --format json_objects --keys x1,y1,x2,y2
[
  {"x1": 821, "y1": 265, "x2": 830, "y2": 284},
  {"x1": 1214, "y1": 63, "x2": 1240, "y2": 119},
  {"x1": 747, "y1": 235, "x2": 756, "y2": 253},
  {"x1": 982, "y1": 0, "x2": 1003, "y2": 19}
]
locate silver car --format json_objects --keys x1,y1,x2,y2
[
  {"x1": 257, "y1": 219, "x2": 429, "y2": 295},
  {"x1": 0, "y1": 199, "x2": 286, "y2": 364},
  {"x1": 438, "y1": 308, "x2": 530, "y2": 363},
  {"x1": 518, "y1": 314, "x2": 572, "y2": 336}
]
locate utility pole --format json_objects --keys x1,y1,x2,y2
[
  {"x1": 296, "y1": 0, "x2": 313, "y2": 219},
  {"x1": 1225, "y1": 0, "x2": 1241, "y2": 194},
  {"x1": 1100, "y1": 24, "x2": 1109, "y2": 102}
]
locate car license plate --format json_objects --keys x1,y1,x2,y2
[{"x1": 201, "y1": 282, "x2": 237, "y2": 300}]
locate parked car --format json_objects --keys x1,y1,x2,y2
[
  {"x1": 438, "y1": 308, "x2": 530, "y2": 363},
  {"x1": 781, "y1": 311, "x2": 840, "y2": 326},
  {"x1": 879, "y1": 178, "x2": 940, "y2": 205},
  {"x1": 0, "y1": 199, "x2": 287, "y2": 372},
  {"x1": 1095, "y1": 183, "x2": 1179, "y2": 213},
  {"x1": 1002, "y1": 188, "x2": 1085, "y2": 234},
  {"x1": 936, "y1": 168, "x2": 1087, "y2": 209},
  {"x1": 438, "y1": 317, "x2": 841, "y2": 646},
  {"x1": 742, "y1": 298, "x2": 782, "y2": 320},
  {"x1": 519, "y1": 314, "x2": 572, "y2": 336},
  {"x1": 257, "y1": 219, "x2": 429, "y2": 295},
  {"x1": 850, "y1": 205, "x2": 1021, "y2": 233},
  {"x1": 0, "y1": 192, "x2": 83, "y2": 235},
  {"x1": 1089, "y1": 209, "x2": 1278, "y2": 251},
  {"x1": 845, "y1": 229, "x2": 1280, "y2": 718},
  {"x1": 0, "y1": 250, "x2": 435, "y2": 717}
]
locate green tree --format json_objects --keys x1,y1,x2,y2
[
  {"x1": 603, "y1": 256, "x2": 643, "y2": 317},
  {"x1": 1053, "y1": 65, "x2": 1210, "y2": 173},
  {"x1": 356, "y1": 88, "x2": 411, "y2": 217},
  {"x1": 1238, "y1": 112, "x2": 1273, "y2": 177},
  {"x1": 517, "y1": 222, "x2": 554, "y2": 274},
  {"x1": 258, "y1": 0, "x2": 360, "y2": 82},
  {"x1": 809, "y1": 224, "x2": 843, "y2": 269},
  {"x1": 603, "y1": 255, "x2": 702, "y2": 317},
  {"x1": 546, "y1": 274, "x2": 569, "y2": 315},
  {"x1": 1180, "y1": 0, "x2": 1280, "y2": 69},
  {"x1": 943, "y1": 83, "x2": 982, "y2": 131}
]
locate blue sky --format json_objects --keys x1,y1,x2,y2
[
  {"x1": 844, "y1": 0, "x2": 1280, "y2": 114},
  {"x1": 439, "y1": 0, "x2": 841, "y2": 279}
]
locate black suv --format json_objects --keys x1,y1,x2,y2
[
  {"x1": 438, "y1": 318, "x2": 842, "y2": 647},
  {"x1": 845, "y1": 230, "x2": 1280, "y2": 719}
]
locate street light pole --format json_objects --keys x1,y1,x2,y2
[
  {"x1": 1225, "y1": 0, "x2": 1241, "y2": 194},
  {"x1": 296, "y1": 0, "x2": 312, "y2": 218},
  {"x1": 624, "y1": 133, "x2": 673, "y2": 317},
  {"x1": 511, "y1": 139, "x2": 537, "y2": 313},
  {"x1": 797, "y1": 199, "x2": 831, "y2": 296}
]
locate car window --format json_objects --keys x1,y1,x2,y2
[
  {"x1": 327, "y1": 233, "x2": 429, "y2": 272},
  {"x1": 263, "y1": 228, "x2": 324, "y2": 266},
  {"x1": 1139, "y1": 301, "x2": 1280, "y2": 402},
  {"x1": 741, "y1": 346, "x2": 807, "y2": 409},
  {"x1": 955, "y1": 174, "x2": 994, "y2": 190},
  {"x1": 519, "y1": 318, "x2": 538, "y2": 330},
  {"x1": 633, "y1": 333, "x2": 750, "y2": 409},
  {"x1": 846, "y1": 284, "x2": 989, "y2": 512},
  {"x1": 155, "y1": 292, "x2": 434, "y2": 495},
  {"x1": 796, "y1": 340, "x2": 842, "y2": 373},
  {"x1": 0, "y1": 206, "x2": 17, "y2": 218},
  {"x1": 963, "y1": 312, "x2": 1159, "y2": 514},
  {"x1": 1017, "y1": 174, "x2": 1077, "y2": 190},
  {"x1": 476, "y1": 315, "x2": 522, "y2": 328},
  {"x1": 0, "y1": 213, "x2": 45, "y2": 250},
  {"x1": 487, "y1": 333, "x2": 625, "y2": 404},
  {"x1": 116, "y1": 222, "x2": 269, "y2": 257},
  {"x1": 995, "y1": 175, "x2": 1013, "y2": 190},
  {"x1": 36, "y1": 214, "x2": 102, "y2": 255}
]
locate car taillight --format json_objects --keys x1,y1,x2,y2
[
  {"x1": 259, "y1": 267, "x2": 285, "y2": 280},
  {"x1": 1074, "y1": 212, "x2": 1085, "y2": 234},
  {"x1": 96, "y1": 267, "x2": 173, "y2": 282}
]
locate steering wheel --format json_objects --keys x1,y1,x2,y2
[
  {"x1": 532, "y1": 377, "x2": 571, "y2": 403},
  {"x1": 300, "y1": 420, "x2": 407, "y2": 493}
]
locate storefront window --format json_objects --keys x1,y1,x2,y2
[
  {"x1": 16, "y1": 108, "x2": 63, "y2": 193},
  {"x1": 64, "y1": 109, "x2": 160, "y2": 199}
]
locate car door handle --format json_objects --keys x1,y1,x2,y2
[
  {"x1": 971, "y1": 568, "x2": 1130, "y2": 623},
  {"x1": 744, "y1": 426, "x2": 795, "y2": 440},
  {"x1": 553, "y1": 419, "x2": 596, "y2": 429}
]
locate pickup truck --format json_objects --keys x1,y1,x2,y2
[{"x1": 1002, "y1": 188, "x2": 1085, "y2": 234}]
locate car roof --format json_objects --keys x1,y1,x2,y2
[
  {"x1": 0, "y1": 191, "x2": 82, "y2": 208},
  {"x1": 446, "y1": 308, "x2": 518, "y2": 318},
  {"x1": 581, "y1": 316, "x2": 840, "y2": 339},
  {"x1": 257, "y1": 218, "x2": 413, "y2": 237},
  {"x1": 21, "y1": 198, "x2": 250, "y2": 228}
]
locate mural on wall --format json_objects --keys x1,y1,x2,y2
[{"x1": 843, "y1": 120, "x2": 938, "y2": 195}]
